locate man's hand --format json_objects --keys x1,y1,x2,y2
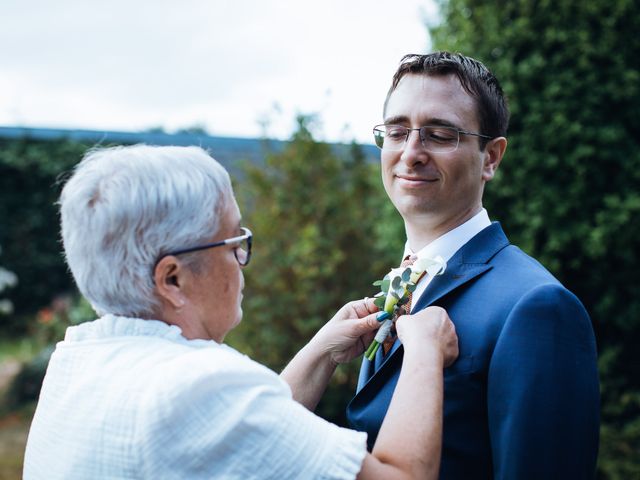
[{"x1": 310, "y1": 298, "x2": 381, "y2": 365}]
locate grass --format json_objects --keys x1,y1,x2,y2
[
  {"x1": 0, "y1": 336, "x2": 41, "y2": 480},
  {"x1": 0, "y1": 405, "x2": 34, "y2": 480}
]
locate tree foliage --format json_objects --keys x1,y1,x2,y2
[
  {"x1": 430, "y1": 0, "x2": 640, "y2": 476},
  {"x1": 0, "y1": 123, "x2": 403, "y2": 425},
  {"x1": 228, "y1": 115, "x2": 400, "y2": 423}
]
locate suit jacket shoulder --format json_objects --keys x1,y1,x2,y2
[{"x1": 347, "y1": 222, "x2": 599, "y2": 479}]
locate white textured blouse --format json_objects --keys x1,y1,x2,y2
[{"x1": 24, "y1": 315, "x2": 367, "y2": 479}]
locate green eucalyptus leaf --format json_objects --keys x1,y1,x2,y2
[
  {"x1": 372, "y1": 280, "x2": 383, "y2": 286},
  {"x1": 381, "y1": 279, "x2": 390, "y2": 292},
  {"x1": 401, "y1": 268, "x2": 411, "y2": 282},
  {"x1": 391, "y1": 276, "x2": 401, "y2": 290},
  {"x1": 374, "y1": 297, "x2": 386, "y2": 309},
  {"x1": 406, "y1": 283, "x2": 417, "y2": 293}
]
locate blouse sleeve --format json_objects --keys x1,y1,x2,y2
[{"x1": 136, "y1": 347, "x2": 368, "y2": 480}]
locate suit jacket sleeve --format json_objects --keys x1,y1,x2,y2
[{"x1": 487, "y1": 283, "x2": 599, "y2": 479}]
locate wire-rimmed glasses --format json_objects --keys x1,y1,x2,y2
[{"x1": 373, "y1": 124, "x2": 493, "y2": 153}]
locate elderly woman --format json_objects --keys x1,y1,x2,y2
[{"x1": 24, "y1": 145, "x2": 458, "y2": 479}]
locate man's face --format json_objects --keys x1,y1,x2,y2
[{"x1": 381, "y1": 73, "x2": 490, "y2": 228}]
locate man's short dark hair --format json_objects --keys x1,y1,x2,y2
[{"x1": 384, "y1": 52, "x2": 509, "y2": 149}]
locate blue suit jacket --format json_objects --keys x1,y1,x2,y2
[{"x1": 347, "y1": 223, "x2": 599, "y2": 479}]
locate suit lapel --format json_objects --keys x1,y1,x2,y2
[
  {"x1": 354, "y1": 222, "x2": 510, "y2": 395},
  {"x1": 410, "y1": 262, "x2": 492, "y2": 313},
  {"x1": 413, "y1": 221, "x2": 509, "y2": 312}
]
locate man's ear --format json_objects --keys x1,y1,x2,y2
[
  {"x1": 482, "y1": 136, "x2": 507, "y2": 182},
  {"x1": 154, "y1": 256, "x2": 187, "y2": 309}
]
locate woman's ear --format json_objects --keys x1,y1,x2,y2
[
  {"x1": 154, "y1": 256, "x2": 187, "y2": 309},
  {"x1": 482, "y1": 136, "x2": 507, "y2": 182}
]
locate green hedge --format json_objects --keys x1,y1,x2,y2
[
  {"x1": 0, "y1": 139, "x2": 88, "y2": 333},
  {"x1": 430, "y1": 0, "x2": 640, "y2": 476}
]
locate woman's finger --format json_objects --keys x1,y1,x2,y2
[
  {"x1": 350, "y1": 297, "x2": 379, "y2": 318},
  {"x1": 352, "y1": 312, "x2": 381, "y2": 336}
]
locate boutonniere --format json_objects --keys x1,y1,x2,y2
[{"x1": 365, "y1": 255, "x2": 447, "y2": 361}]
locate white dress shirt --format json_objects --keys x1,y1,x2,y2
[
  {"x1": 24, "y1": 315, "x2": 367, "y2": 479},
  {"x1": 404, "y1": 209, "x2": 492, "y2": 311}
]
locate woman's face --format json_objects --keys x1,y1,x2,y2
[{"x1": 190, "y1": 196, "x2": 245, "y2": 342}]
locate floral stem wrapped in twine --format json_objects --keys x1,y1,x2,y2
[{"x1": 364, "y1": 255, "x2": 447, "y2": 361}]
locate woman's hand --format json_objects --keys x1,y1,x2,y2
[
  {"x1": 310, "y1": 298, "x2": 381, "y2": 365},
  {"x1": 396, "y1": 306, "x2": 458, "y2": 367},
  {"x1": 281, "y1": 298, "x2": 380, "y2": 410}
]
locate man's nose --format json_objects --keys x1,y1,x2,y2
[{"x1": 400, "y1": 129, "x2": 429, "y2": 165}]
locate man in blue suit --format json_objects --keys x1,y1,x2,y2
[{"x1": 347, "y1": 52, "x2": 600, "y2": 479}]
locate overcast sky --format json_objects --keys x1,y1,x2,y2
[{"x1": 1, "y1": 0, "x2": 438, "y2": 144}]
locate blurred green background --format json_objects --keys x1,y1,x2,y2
[{"x1": 1, "y1": 1, "x2": 639, "y2": 478}]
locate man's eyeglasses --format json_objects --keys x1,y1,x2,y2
[
  {"x1": 373, "y1": 124, "x2": 494, "y2": 153},
  {"x1": 158, "y1": 227, "x2": 253, "y2": 267}
]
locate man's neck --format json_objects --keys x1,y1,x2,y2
[{"x1": 405, "y1": 206, "x2": 482, "y2": 252}]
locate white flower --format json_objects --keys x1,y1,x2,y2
[{"x1": 413, "y1": 255, "x2": 447, "y2": 279}]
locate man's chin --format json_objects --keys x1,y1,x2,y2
[{"x1": 397, "y1": 199, "x2": 436, "y2": 217}]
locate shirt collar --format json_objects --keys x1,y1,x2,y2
[
  {"x1": 403, "y1": 209, "x2": 491, "y2": 263},
  {"x1": 64, "y1": 314, "x2": 216, "y2": 349}
]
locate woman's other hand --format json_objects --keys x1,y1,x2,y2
[{"x1": 310, "y1": 298, "x2": 381, "y2": 365}]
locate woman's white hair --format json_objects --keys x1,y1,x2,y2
[{"x1": 59, "y1": 144, "x2": 232, "y2": 318}]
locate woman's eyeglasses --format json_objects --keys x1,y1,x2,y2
[{"x1": 156, "y1": 227, "x2": 253, "y2": 267}]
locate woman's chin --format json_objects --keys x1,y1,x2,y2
[{"x1": 230, "y1": 309, "x2": 243, "y2": 330}]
